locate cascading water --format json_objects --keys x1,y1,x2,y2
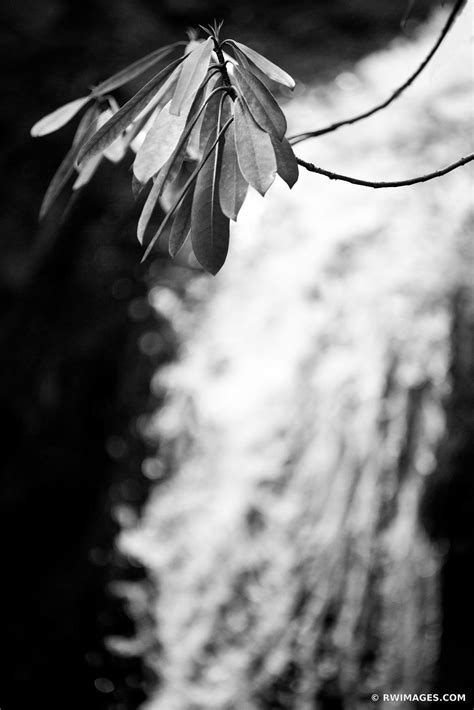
[{"x1": 116, "y1": 10, "x2": 473, "y2": 709}]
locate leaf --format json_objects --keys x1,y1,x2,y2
[
  {"x1": 77, "y1": 56, "x2": 184, "y2": 167},
  {"x1": 271, "y1": 136, "x2": 299, "y2": 188},
  {"x1": 72, "y1": 104, "x2": 102, "y2": 146},
  {"x1": 232, "y1": 64, "x2": 286, "y2": 140},
  {"x1": 134, "y1": 100, "x2": 186, "y2": 183},
  {"x1": 224, "y1": 40, "x2": 295, "y2": 89},
  {"x1": 72, "y1": 107, "x2": 119, "y2": 188},
  {"x1": 233, "y1": 97, "x2": 276, "y2": 196},
  {"x1": 169, "y1": 184, "x2": 194, "y2": 257},
  {"x1": 31, "y1": 96, "x2": 90, "y2": 137},
  {"x1": 103, "y1": 134, "x2": 128, "y2": 162},
  {"x1": 136, "y1": 170, "x2": 167, "y2": 245},
  {"x1": 170, "y1": 37, "x2": 213, "y2": 116},
  {"x1": 91, "y1": 42, "x2": 183, "y2": 97},
  {"x1": 140, "y1": 115, "x2": 232, "y2": 263},
  {"x1": 39, "y1": 106, "x2": 101, "y2": 218},
  {"x1": 128, "y1": 107, "x2": 160, "y2": 154},
  {"x1": 133, "y1": 77, "x2": 214, "y2": 184},
  {"x1": 187, "y1": 72, "x2": 219, "y2": 159},
  {"x1": 191, "y1": 122, "x2": 229, "y2": 274},
  {"x1": 72, "y1": 153, "x2": 102, "y2": 189},
  {"x1": 39, "y1": 145, "x2": 77, "y2": 219},
  {"x1": 219, "y1": 122, "x2": 248, "y2": 221},
  {"x1": 132, "y1": 174, "x2": 145, "y2": 199},
  {"x1": 199, "y1": 77, "x2": 224, "y2": 154}
]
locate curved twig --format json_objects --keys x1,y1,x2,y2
[
  {"x1": 289, "y1": 0, "x2": 467, "y2": 146},
  {"x1": 296, "y1": 153, "x2": 474, "y2": 188}
]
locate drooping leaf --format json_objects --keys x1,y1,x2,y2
[
  {"x1": 134, "y1": 99, "x2": 188, "y2": 183},
  {"x1": 137, "y1": 169, "x2": 167, "y2": 245},
  {"x1": 224, "y1": 40, "x2": 295, "y2": 89},
  {"x1": 233, "y1": 97, "x2": 276, "y2": 196},
  {"x1": 169, "y1": 184, "x2": 194, "y2": 257},
  {"x1": 39, "y1": 105, "x2": 101, "y2": 218},
  {"x1": 39, "y1": 145, "x2": 78, "y2": 219},
  {"x1": 187, "y1": 72, "x2": 219, "y2": 159},
  {"x1": 72, "y1": 104, "x2": 102, "y2": 147},
  {"x1": 128, "y1": 107, "x2": 160, "y2": 154},
  {"x1": 98, "y1": 103, "x2": 129, "y2": 163},
  {"x1": 133, "y1": 77, "x2": 220, "y2": 184},
  {"x1": 132, "y1": 173, "x2": 145, "y2": 199},
  {"x1": 31, "y1": 96, "x2": 90, "y2": 137},
  {"x1": 219, "y1": 122, "x2": 248, "y2": 221},
  {"x1": 103, "y1": 134, "x2": 128, "y2": 163},
  {"x1": 73, "y1": 108, "x2": 116, "y2": 187},
  {"x1": 135, "y1": 87, "x2": 215, "y2": 244},
  {"x1": 232, "y1": 64, "x2": 286, "y2": 140},
  {"x1": 91, "y1": 42, "x2": 184, "y2": 97},
  {"x1": 271, "y1": 135, "x2": 299, "y2": 188},
  {"x1": 199, "y1": 77, "x2": 225, "y2": 154},
  {"x1": 191, "y1": 117, "x2": 230, "y2": 275},
  {"x1": 77, "y1": 56, "x2": 185, "y2": 167},
  {"x1": 140, "y1": 115, "x2": 233, "y2": 263},
  {"x1": 72, "y1": 153, "x2": 102, "y2": 189},
  {"x1": 170, "y1": 37, "x2": 213, "y2": 116}
]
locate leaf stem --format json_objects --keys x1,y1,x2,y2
[{"x1": 212, "y1": 39, "x2": 234, "y2": 92}]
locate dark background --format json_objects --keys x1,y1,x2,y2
[{"x1": 1, "y1": 2, "x2": 470, "y2": 709}]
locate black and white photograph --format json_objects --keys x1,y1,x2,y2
[{"x1": 1, "y1": 0, "x2": 473, "y2": 708}]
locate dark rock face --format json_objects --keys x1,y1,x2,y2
[
  {"x1": 422, "y1": 284, "x2": 474, "y2": 699},
  {"x1": 0, "y1": 2, "x2": 461, "y2": 710}
]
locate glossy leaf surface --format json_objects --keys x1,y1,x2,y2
[
  {"x1": 219, "y1": 122, "x2": 248, "y2": 221},
  {"x1": 225, "y1": 40, "x2": 295, "y2": 89},
  {"x1": 233, "y1": 98, "x2": 277, "y2": 196},
  {"x1": 233, "y1": 64, "x2": 287, "y2": 140}
]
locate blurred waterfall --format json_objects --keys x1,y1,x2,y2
[{"x1": 117, "y1": 9, "x2": 473, "y2": 709}]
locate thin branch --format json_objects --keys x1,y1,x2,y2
[
  {"x1": 289, "y1": 0, "x2": 467, "y2": 146},
  {"x1": 296, "y1": 153, "x2": 474, "y2": 188}
]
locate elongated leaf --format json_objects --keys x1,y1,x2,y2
[
  {"x1": 39, "y1": 145, "x2": 77, "y2": 219},
  {"x1": 232, "y1": 64, "x2": 286, "y2": 140},
  {"x1": 73, "y1": 107, "x2": 117, "y2": 188},
  {"x1": 230, "y1": 51, "x2": 276, "y2": 93},
  {"x1": 224, "y1": 40, "x2": 295, "y2": 89},
  {"x1": 137, "y1": 170, "x2": 167, "y2": 245},
  {"x1": 169, "y1": 184, "x2": 194, "y2": 257},
  {"x1": 77, "y1": 56, "x2": 184, "y2": 167},
  {"x1": 134, "y1": 77, "x2": 215, "y2": 184},
  {"x1": 129, "y1": 107, "x2": 160, "y2": 154},
  {"x1": 219, "y1": 122, "x2": 248, "y2": 221},
  {"x1": 91, "y1": 42, "x2": 183, "y2": 96},
  {"x1": 271, "y1": 136, "x2": 299, "y2": 188},
  {"x1": 73, "y1": 153, "x2": 102, "y2": 189},
  {"x1": 39, "y1": 106, "x2": 101, "y2": 218},
  {"x1": 233, "y1": 98, "x2": 276, "y2": 196},
  {"x1": 135, "y1": 87, "x2": 211, "y2": 243},
  {"x1": 191, "y1": 122, "x2": 229, "y2": 274},
  {"x1": 170, "y1": 38, "x2": 213, "y2": 116},
  {"x1": 141, "y1": 117, "x2": 233, "y2": 263},
  {"x1": 199, "y1": 77, "x2": 224, "y2": 154},
  {"x1": 31, "y1": 96, "x2": 90, "y2": 137},
  {"x1": 134, "y1": 100, "x2": 187, "y2": 183},
  {"x1": 132, "y1": 174, "x2": 145, "y2": 199},
  {"x1": 72, "y1": 104, "x2": 101, "y2": 146},
  {"x1": 103, "y1": 134, "x2": 128, "y2": 162},
  {"x1": 186, "y1": 71, "x2": 220, "y2": 158}
]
